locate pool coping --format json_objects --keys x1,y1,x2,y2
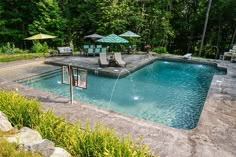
[{"x1": 0, "y1": 55, "x2": 235, "y2": 157}]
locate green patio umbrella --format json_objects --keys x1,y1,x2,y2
[
  {"x1": 84, "y1": 33, "x2": 104, "y2": 40},
  {"x1": 97, "y1": 34, "x2": 128, "y2": 52},
  {"x1": 119, "y1": 31, "x2": 140, "y2": 38},
  {"x1": 119, "y1": 31, "x2": 140, "y2": 53},
  {"x1": 97, "y1": 34, "x2": 129, "y2": 43},
  {"x1": 97, "y1": 34, "x2": 129, "y2": 50}
]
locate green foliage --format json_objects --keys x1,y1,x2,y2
[
  {"x1": 0, "y1": 42, "x2": 15, "y2": 53},
  {"x1": 0, "y1": 138, "x2": 41, "y2": 157},
  {"x1": 31, "y1": 42, "x2": 49, "y2": 53},
  {"x1": 0, "y1": 0, "x2": 235, "y2": 58},
  {"x1": 0, "y1": 90, "x2": 41, "y2": 128},
  {"x1": 28, "y1": 0, "x2": 65, "y2": 45},
  {"x1": 152, "y1": 47, "x2": 168, "y2": 54},
  {"x1": 0, "y1": 90, "x2": 156, "y2": 157},
  {"x1": 0, "y1": 42, "x2": 28, "y2": 54}
]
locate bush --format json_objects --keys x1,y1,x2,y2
[
  {"x1": 0, "y1": 90, "x2": 156, "y2": 157},
  {"x1": 0, "y1": 42, "x2": 29, "y2": 54},
  {"x1": 32, "y1": 42, "x2": 49, "y2": 53},
  {"x1": 152, "y1": 47, "x2": 168, "y2": 54},
  {"x1": 0, "y1": 42, "x2": 15, "y2": 54}
]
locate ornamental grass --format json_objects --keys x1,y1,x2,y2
[{"x1": 0, "y1": 90, "x2": 156, "y2": 157}]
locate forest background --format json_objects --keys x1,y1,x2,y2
[{"x1": 0, "y1": 0, "x2": 235, "y2": 58}]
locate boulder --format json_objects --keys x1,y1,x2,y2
[
  {"x1": 50, "y1": 147, "x2": 71, "y2": 157},
  {"x1": 0, "y1": 111, "x2": 13, "y2": 132},
  {"x1": 19, "y1": 139, "x2": 55, "y2": 157},
  {"x1": 7, "y1": 127, "x2": 42, "y2": 143}
]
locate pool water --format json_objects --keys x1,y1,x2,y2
[{"x1": 20, "y1": 60, "x2": 225, "y2": 129}]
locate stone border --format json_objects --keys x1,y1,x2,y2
[{"x1": 0, "y1": 55, "x2": 235, "y2": 156}]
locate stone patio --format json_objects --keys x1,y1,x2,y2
[{"x1": 0, "y1": 54, "x2": 235, "y2": 157}]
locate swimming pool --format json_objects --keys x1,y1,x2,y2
[{"x1": 20, "y1": 60, "x2": 225, "y2": 129}]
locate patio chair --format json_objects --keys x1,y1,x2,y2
[
  {"x1": 90, "y1": 45, "x2": 95, "y2": 49},
  {"x1": 183, "y1": 53, "x2": 192, "y2": 59},
  {"x1": 114, "y1": 52, "x2": 126, "y2": 67},
  {"x1": 98, "y1": 53, "x2": 109, "y2": 67},
  {"x1": 101, "y1": 47, "x2": 107, "y2": 53},
  {"x1": 95, "y1": 48, "x2": 101, "y2": 55},
  {"x1": 83, "y1": 45, "x2": 89, "y2": 49},
  {"x1": 87, "y1": 48, "x2": 95, "y2": 56},
  {"x1": 96, "y1": 45, "x2": 102, "y2": 48}
]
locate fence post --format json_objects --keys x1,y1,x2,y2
[{"x1": 68, "y1": 64, "x2": 73, "y2": 104}]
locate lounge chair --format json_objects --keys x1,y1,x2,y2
[
  {"x1": 183, "y1": 53, "x2": 192, "y2": 59},
  {"x1": 98, "y1": 53, "x2": 109, "y2": 67},
  {"x1": 114, "y1": 52, "x2": 126, "y2": 67}
]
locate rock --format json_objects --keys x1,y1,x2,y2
[
  {"x1": 19, "y1": 139, "x2": 55, "y2": 157},
  {"x1": 50, "y1": 147, "x2": 71, "y2": 157},
  {"x1": 6, "y1": 127, "x2": 42, "y2": 143},
  {"x1": 0, "y1": 111, "x2": 13, "y2": 132}
]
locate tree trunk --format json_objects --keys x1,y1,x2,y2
[
  {"x1": 215, "y1": 19, "x2": 221, "y2": 58},
  {"x1": 199, "y1": 0, "x2": 212, "y2": 57},
  {"x1": 230, "y1": 26, "x2": 236, "y2": 47}
]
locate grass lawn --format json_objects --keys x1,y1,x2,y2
[{"x1": 0, "y1": 53, "x2": 47, "y2": 62}]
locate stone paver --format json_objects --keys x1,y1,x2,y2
[{"x1": 0, "y1": 55, "x2": 235, "y2": 157}]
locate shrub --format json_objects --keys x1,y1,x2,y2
[
  {"x1": 0, "y1": 90, "x2": 41, "y2": 128},
  {"x1": 0, "y1": 90, "x2": 156, "y2": 157},
  {"x1": 32, "y1": 42, "x2": 48, "y2": 53},
  {"x1": 152, "y1": 47, "x2": 168, "y2": 54},
  {"x1": 0, "y1": 42, "x2": 15, "y2": 54},
  {"x1": 0, "y1": 42, "x2": 29, "y2": 54}
]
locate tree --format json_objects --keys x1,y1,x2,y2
[
  {"x1": 28, "y1": 0, "x2": 66, "y2": 45},
  {"x1": 0, "y1": 0, "x2": 35, "y2": 48}
]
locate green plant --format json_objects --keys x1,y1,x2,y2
[
  {"x1": 0, "y1": 90, "x2": 41, "y2": 128},
  {"x1": 0, "y1": 90, "x2": 157, "y2": 157},
  {"x1": 152, "y1": 47, "x2": 168, "y2": 54},
  {"x1": 31, "y1": 41, "x2": 49, "y2": 53},
  {"x1": 0, "y1": 135, "x2": 41, "y2": 157},
  {"x1": 0, "y1": 42, "x2": 15, "y2": 54}
]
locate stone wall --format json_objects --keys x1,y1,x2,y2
[{"x1": 0, "y1": 111, "x2": 71, "y2": 157}]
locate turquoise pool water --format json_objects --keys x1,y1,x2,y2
[{"x1": 20, "y1": 60, "x2": 225, "y2": 129}]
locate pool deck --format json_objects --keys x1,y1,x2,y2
[{"x1": 0, "y1": 54, "x2": 235, "y2": 157}]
